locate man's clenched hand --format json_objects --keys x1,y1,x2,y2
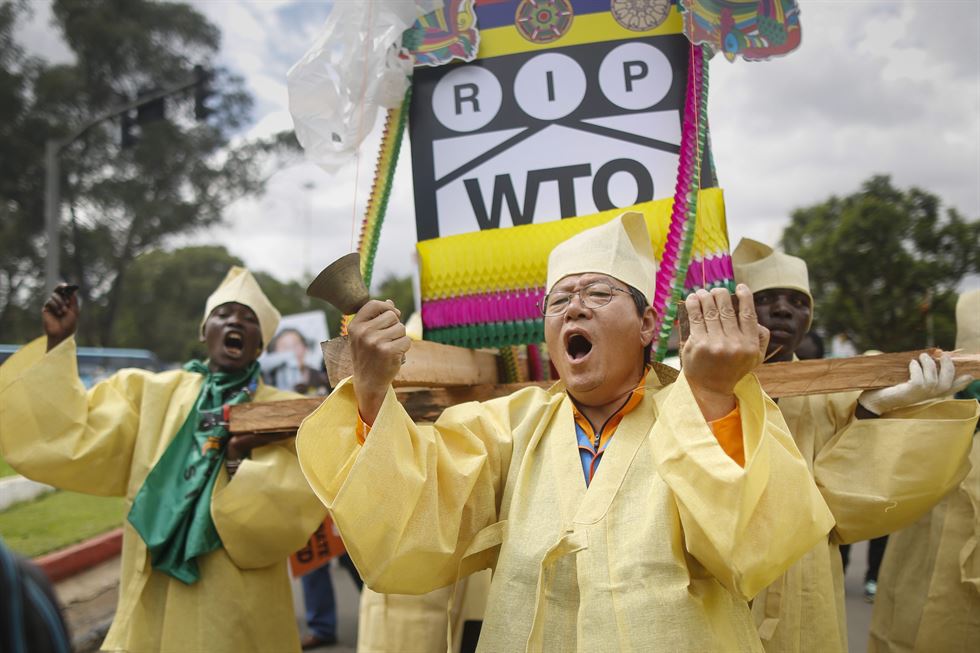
[
  {"x1": 681, "y1": 284, "x2": 769, "y2": 421},
  {"x1": 42, "y1": 284, "x2": 80, "y2": 352},
  {"x1": 348, "y1": 299, "x2": 410, "y2": 425}
]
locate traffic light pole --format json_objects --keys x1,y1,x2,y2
[{"x1": 44, "y1": 73, "x2": 207, "y2": 292}]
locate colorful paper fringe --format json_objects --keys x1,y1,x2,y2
[
  {"x1": 654, "y1": 44, "x2": 712, "y2": 361},
  {"x1": 358, "y1": 87, "x2": 412, "y2": 288},
  {"x1": 418, "y1": 190, "x2": 732, "y2": 349},
  {"x1": 340, "y1": 86, "x2": 412, "y2": 335},
  {"x1": 652, "y1": 44, "x2": 701, "y2": 336}
]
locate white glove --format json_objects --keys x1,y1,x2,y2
[{"x1": 858, "y1": 352, "x2": 974, "y2": 416}]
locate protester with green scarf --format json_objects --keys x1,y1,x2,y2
[{"x1": 0, "y1": 267, "x2": 326, "y2": 653}]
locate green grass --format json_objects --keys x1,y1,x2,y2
[
  {"x1": 0, "y1": 456, "x2": 16, "y2": 478},
  {"x1": 0, "y1": 490, "x2": 125, "y2": 557}
]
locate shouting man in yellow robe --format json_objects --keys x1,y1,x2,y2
[
  {"x1": 869, "y1": 288, "x2": 980, "y2": 653},
  {"x1": 0, "y1": 267, "x2": 327, "y2": 653},
  {"x1": 298, "y1": 213, "x2": 836, "y2": 652},
  {"x1": 731, "y1": 239, "x2": 979, "y2": 653}
]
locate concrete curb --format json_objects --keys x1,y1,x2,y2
[
  {"x1": 0, "y1": 474, "x2": 56, "y2": 510},
  {"x1": 75, "y1": 618, "x2": 113, "y2": 653},
  {"x1": 34, "y1": 528, "x2": 123, "y2": 583}
]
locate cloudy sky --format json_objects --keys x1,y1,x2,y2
[{"x1": 20, "y1": 0, "x2": 980, "y2": 292}]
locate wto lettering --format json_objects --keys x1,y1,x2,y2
[{"x1": 464, "y1": 159, "x2": 655, "y2": 229}]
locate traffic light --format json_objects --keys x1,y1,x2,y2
[
  {"x1": 136, "y1": 91, "x2": 166, "y2": 125},
  {"x1": 121, "y1": 107, "x2": 137, "y2": 148},
  {"x1": 120, "y1": 90, "x2": 167, "y2": 149},
  {"x1": 194, "y1": 65, "x2": 214, "y2": 121}
]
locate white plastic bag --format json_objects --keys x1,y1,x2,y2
[{"x1": 287, "y1": 1, "x2": 443, "y2": 172}]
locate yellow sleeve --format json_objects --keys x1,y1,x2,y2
[
  {"x1": 651, "y1": 372, "x2": 835, "y2": 601},
  {"x1": 296, "y1": 378, "x2": 526, "y2": 595},
  {"x1": 813, "y1": 397, "x2": 979, "y2": 544},
  {"x1": 0, "y1": 336, "x2": 142, "y2": 496},
  {"x1": 210, "y1": 384, "x2": 327, "y2": 569},
  {"x1": 211, "y1": 437, "x2": 328, "y2": 569}
]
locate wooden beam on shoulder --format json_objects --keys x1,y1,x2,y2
[
  {"x1": 322, "y1": 337, "x2": 499, "y2": 388},
  {"x1": 229, "y1": 382, "x2": 551, "y2": 436},
  {"x1": 753, "y1": 350, "x2": 980, "y2": 398},
  {"x1": 230, "y1": 349, "x2": 979, "y2": 437},
  {"x1": 230, "y1": 397, "x2": 323, "y2": 436}
]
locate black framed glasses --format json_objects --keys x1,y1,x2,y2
[{"x1": 539, "y1": 282, "x2": 629, "y2": 316}]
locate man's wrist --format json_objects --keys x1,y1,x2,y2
[
  {"x1": 46, "y1": 335, "x2": 69, "y2": 352},
  {"x1": 353, "y1": 384, "x2": 387, "y2": 426},
  {"x1": 688, "y1": 383, "x2": 737, "y2": 422}
]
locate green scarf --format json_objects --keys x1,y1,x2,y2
[
  {"x1": 128, "y1": 360, "x2": 259, "y2": 584},
  {"x1": 957, "y1": 379, "x2": 980, "y2": 403}
]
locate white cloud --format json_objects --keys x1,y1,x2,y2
[
  {"x1": 711, "y1": 0, "x2": 979, "y2": 251},
  {"x1": 17, "y1": 1, "x2": 74, "y2": 64}
]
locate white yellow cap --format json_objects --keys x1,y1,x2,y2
[
  {"x1": 956, "y1": 288, "x2": 980, "y2": 354},
  {"x1": 201, "y1": 266, "x2": 281, "y2": 346},
  {"x1": 546, "y1": 211, "x2": 657, "y2": 303},
  {"x1": 732, "y1": 238, "x2": 813, "y2": 330}
]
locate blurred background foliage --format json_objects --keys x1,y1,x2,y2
[
  {"x1": 783, "y1": 175, "x2": 979, "y2": 353},
  {"x1": 0, "y1": 0, "x2": 304, "y2": 350}
]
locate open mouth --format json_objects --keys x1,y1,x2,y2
[
  {"x1": 565, "y1": 333, "x2": 593, "y2": 362},
  {"x1": 223, "y1": 331, "x2": 244, "y2": 356}
]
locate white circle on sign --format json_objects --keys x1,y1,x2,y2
[
  {"x1": 514, "y1": 53, "x2": 586, "y2": 121},
  {"x1": 599, "y1": 42, "x2": 672, "y2": 110},
  {"x1": 432, "y1": 65, "x2": 502, "y2": 132}
]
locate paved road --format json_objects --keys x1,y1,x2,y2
[
  {"x1": 844, "y1": 538, "x2": 875, "y2": 653},
  {"x1": 298, "y1": 561, "x2": 359, "y2": 653}
]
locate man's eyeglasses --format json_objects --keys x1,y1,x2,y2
[{"x1": 539, "y1": 282, "x2": 629, "y2": 316}]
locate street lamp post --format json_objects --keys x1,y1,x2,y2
[{"x1": 44, "y1": 140, "x2": 62, "y2": 293}]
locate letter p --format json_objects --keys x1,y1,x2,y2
[{"x1": 623, "y1": 60, "x2": 648, "y2": 93}]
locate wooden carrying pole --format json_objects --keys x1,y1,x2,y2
[
  {"x1": 321, "y1": 337, "x2": 499, "y2": 388},
  {"x1": 229, "y1": 340, "x2": 979, "y2": 437},
  {"x1": 756, "y1": 350, "x2": 980, "y2": 398}
]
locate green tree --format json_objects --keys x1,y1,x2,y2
[
  {"x1": 376, "y1": 274, "x2": 416, "y2": 324},
  {"x1": 781, "y1": 175, "x2": 979, "y2": 352},
  {"x1": 0, "y1": 0, "x2": 298, "y2": 345},
  {"x1": 112, "y1": 246, "x2": 244, "y2": 362},
  {"x1": 112, "y1": 246, "x2": 328, "y2": 363},
  {"x1": 0, "y1": 1, "x2": 47, "y2": 339}
]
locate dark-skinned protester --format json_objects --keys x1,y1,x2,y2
[
  {"x1": 731, "y1": 239, "x2": 979, "y2": 653},
  {"x1": 0, "y1": 267, "x2": 326, "y2": 653}
]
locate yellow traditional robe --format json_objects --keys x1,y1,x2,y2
[
  {"x1": 868, "y1": 432, "x2": 980, "y2": 653},
  {"x1": 297, "y1": 367, "x2": 835, "y2": 652},
  {"x1": 0, "y1": 337, "x2": 327, "y2": 653},
  {"x1": 356, "y1": 570, "x2": 491, "y2": 653},
  {"x1": 750, "y1": 391, "x2": 979, "y2": 653}
]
